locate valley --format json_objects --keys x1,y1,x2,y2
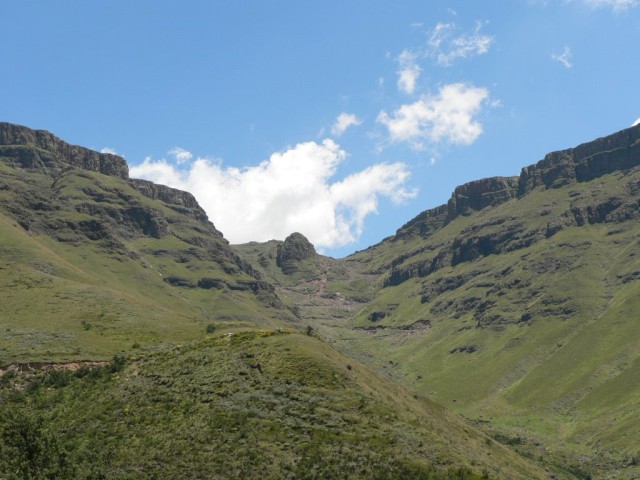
[{"x1": 2, "y1": 121, "x2": 640, "y2": 478}]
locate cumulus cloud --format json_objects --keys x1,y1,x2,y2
[
  {"x1": 129, "y1": 139, "x2": 415, "y2": 249},
  {"x1": 377, "y1": 83, "x2": 490, "y2": 149},
  {"x1": 100, "y1": 147, "x2": 118, "y2": 155},
  {"x1": 427, "y1": 21, "x2": 493, "y2": 66},
  {"x1": 397, "y1": 50, "x2": 421, "y2": 94},
  {"x1": 632, "y1": 118, "x2": 640, "y2": 127},
  {"x1": 331, "y1": 113, "x2": 362, "y2": 137},
  {"x1": 551, "y1": 45, "x2": 573, "y2": 68},
  {"x1": 168, "y1": 147, "x2": 193, "y2": 164}
]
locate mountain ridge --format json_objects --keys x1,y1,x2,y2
[
  {"x1": 392, "y1": 123, "x2": 640, "y2": 245},
  {"x1": 0, "y1": 122, "x2": 295, "y2": 362},
  {"x1": 0, "y1": 122, "x2": 129, "y2": 179}
]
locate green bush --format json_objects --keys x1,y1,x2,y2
[{"x1": 0, "y1": 409, "x2": 75, "y2": 479}]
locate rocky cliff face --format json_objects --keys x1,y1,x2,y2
[
  {"x1": 0, "y1": 122, "x2": 129, "y2": 179},
  {"x1": 446, "y1": 176, "x2": 519, "y2": 221},
  {"x1": 392, "y1": 177, "x2": 519, "y2": 241},
  {"x1": 394, "y1": 204, "x2": 448, "y2": 240},
  {"x1": 518, "y1": 124, "x2": 640, "y2": 193},
  {"x1": 130, "y1": 179, "x2": 211, "y2": 225},
  {"x1": 380, "y1": 124, "x2": 640, "y2": 291},
  {"x1": 393, "y1": 124, "x2": 640, "y2": 242}
]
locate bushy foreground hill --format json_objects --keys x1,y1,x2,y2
[
  {"x1": 0, "y1": 330, "x2": 547, "y2": 479},
  {"x1": 240, "y1": 125, "x2": 640, "y2": 478}
]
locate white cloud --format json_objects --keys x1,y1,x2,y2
[
  {"x1": 632, "y1": 117, "x2": 640, "y2": 127},
  {"x1": 168, "y1": 147, "x2": 193, "y2": 164},
  {"x1": 576, "y1": 0, "x2": 639, "y2": 10},
  {"x1": 397, "y1": 50, "x2": 421, "y2": 94},
  {"x1": 331, "y1": 113, "x2": 362, "y2": 137},
  {"x1": 428, "y1": 22, "x2": 455, "y2": 49},
  {"x1": 377, "y1": 83, "x2": 490, "y2": 149},
  {"x1": 130, "y1": 139, "x2": 415, "y2": 249},
  {"x1": 428, "y1": 22, "x2": 493, "y2": 67},
  {"x1": 100, "y1": 147, "x2": 118, "y2": 155},
  {"x1": 551, "y1": 45, "x2": 573, "y2": 68}
]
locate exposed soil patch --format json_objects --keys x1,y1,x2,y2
[{"x1": 0, "y1": 360, "x2": 109, "y2": 375}]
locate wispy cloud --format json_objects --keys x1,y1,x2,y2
[
  {"x1": 331, "y1": 113, "x2": 362, "y2": 137},
  {"x1": 100, "y1": 147, "x2": 118, "y2": 155},
  {"x1": 391, "y1": 20, "x2": 492, "y2": 99},
  {"x1": 575, "y1": 0, "x2": 639, "y2": 11},
  {"x1": 551, "y1": 45, "x2": 573, "y2": 68},
  {"x1": 130, "y1": 140, "x2": 415, "y2": 249},
  {"x1": 168, "y1": 147, "x2": 193, "y2": 164},
  {"x1": 632, "y1": 117, "x2": 640, "y2": 127},
  {"x1": 377, "y1": 82, "x2": 490, "y2": 150},
  {"x1": 427, "y1": 21, "x2": 493, "y2": 67},
  {"x1": 396, "y1": 50, "x2": 421, "y2": 94}
]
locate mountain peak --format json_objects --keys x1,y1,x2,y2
[
  {"x1": 276, "y1": 232, "x2": 317, "y2": 274},
  {"x1": 0, "y1": 122, "x2": 129, "y2": 179}
]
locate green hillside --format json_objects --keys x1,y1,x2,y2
[
  {"x1": 0, "y1": 330, "x2": 548, "y2": 479},
  {"x1": 4, "y1": 121, "x2": 640, "y2": 478},
  {"x1": 0, "y1": 122, "x2": 294, "y2": 363},
  {"x1": 0, "y1": 123, "x2": 551, "y2": 479},
  {"x1": 255, "y1": 125, "x2": 640, "y2": 478}
]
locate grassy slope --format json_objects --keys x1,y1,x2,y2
[
  {"x1": 233, "y1": 241, "x2": 378, "y2": 333},
  {"x1": 311, "y1": 170, "x2": 640, "y2": 477},
  {"x1": 0, "y1": 154, "x2": 291, "y2": 363},
  {"x1": 0, "y1": 330, "x2": 547, "y2": 479},
  {"x1": 0, "y1": 138, "x2": 549, "y2": 479}
]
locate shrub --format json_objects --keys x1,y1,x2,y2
[{"x1": 0, "y1": 409, "x2": 75, "y2": 479}]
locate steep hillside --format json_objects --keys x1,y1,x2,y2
[
  {"x1": 233, "y1": 125, "x2": 640, "y2": 477},
  {"x1": 234, "y1": 233, "x2": 375, "y2": 331},
  {"x1": 0, "y1": 122, "x2": 553, "y2": 479},
  {"x1": 0, "y1": 330, "x2": 548, "y2": 479},
  {"x1": 6, "y1": 121, "x2": 640, "y2": 477},
  {"x1": 290, "y1": 124, "x2": 640, "y2": 478},
  {"x1": 0, "y1": 122, "x2": 293, "y2": 362}
]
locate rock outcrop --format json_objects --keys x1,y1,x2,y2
[
  {"x1": 0, "y1": 122, "x2": 129, "y2": 179},
  {"x1": 518, "y1": 124, "x2": 640, "y2": 193},
  {"x1": 446, "y1": 176, "x2": 519, "y2": 221},
  {"x1": 394, "y1": 204, "x2": 448, "y2": 240},
  {"x1": 130, "y1": 179, "x2": 210, "y2": 224},
  {"x1": 276, "y1": 232, "x2": 316, "y2": 274}
]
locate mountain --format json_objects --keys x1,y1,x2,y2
[
  {"x1": 0, "y1": 122, "x2": 549, "y2": 479},
  {"x1": 4, "y1": 120, "x2": 640, "y2": 478},
  {"x1": 244, "y1": 124, "x2": 640, "y2": 478},
  {"x1": 0, "y1": 122, "x2": 295, "y2": 363}
]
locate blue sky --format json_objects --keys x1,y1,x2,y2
[{"x1": 2, "y1": 1, "x2": 639, "y2": 257}]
